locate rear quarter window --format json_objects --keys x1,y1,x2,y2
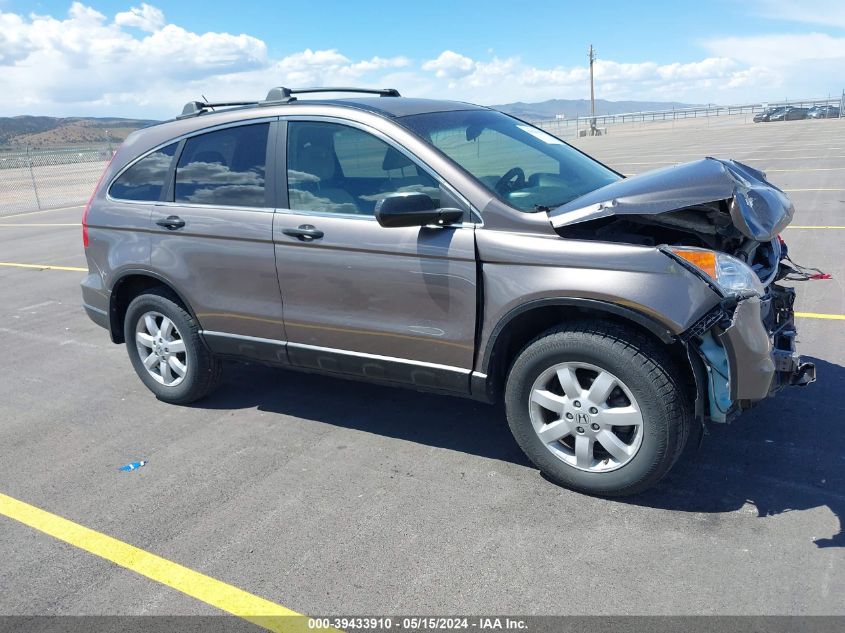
[{"x1": 109, "y1": 143, "x2": 177, "y2": 201}]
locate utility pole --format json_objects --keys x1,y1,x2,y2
[{"x1": 588, "y1": 44, "x2": 597, "y2": 135}]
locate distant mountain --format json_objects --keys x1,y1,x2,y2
[
  {"x1": 0, "y1": 116, "x2": 158, "y2": 147},
  {"x1": 491, "y1": 99, "x2": 700, "y2": 121},
  {"x1": 0, "y1": 101, "x2": 700, "y2": 145}
]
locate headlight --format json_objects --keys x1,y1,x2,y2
[{"x1": 667, "y1": 247, "x2": 764, "y2": 297}]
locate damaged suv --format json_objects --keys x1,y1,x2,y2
[{"x1": 81, "y1": 87, "x2": 816, "y2": 496}]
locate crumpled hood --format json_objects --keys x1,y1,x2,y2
[{"x1": 548, "y1": 157, "x2": 795, "y2": 241}]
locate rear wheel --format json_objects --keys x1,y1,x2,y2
[
  {"x1": 124, "y1": 289, "x2": 222, "y2": 404},
  {"x1": 504, "y1": 321, "x2": 691, "y2": 496}
]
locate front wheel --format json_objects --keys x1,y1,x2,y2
[
  {"x1": 124, "y1": 289, "x2": 222, "y2": 404},
  {"x1": 504, "y1": 321, "x2": 691, "y2": 496}
]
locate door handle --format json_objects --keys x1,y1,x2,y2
[
  {"x1": 155, "y1": 215, "x2": 186, "y2": 230},
  {"x1": 282, "y1": 224, "x2": 324, "y2": 241}
]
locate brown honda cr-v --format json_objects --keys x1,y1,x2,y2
[{"x1": 81, "y1": 86, "x2": 815, "y2": 495}]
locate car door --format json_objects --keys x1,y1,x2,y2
[
  {"x1": 150, "y1": 119, "x2": 287, "y2": 362},
  {"x1": 273, "y1": 118, "x2": 478, "y2": 393}
]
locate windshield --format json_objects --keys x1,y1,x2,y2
[{"x1": 400, "y1": 109, "x2": 620, "y2": 212}]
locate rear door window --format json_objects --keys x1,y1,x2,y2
[
  {"x1": 109, "y1": 143, "x2": 177, "y2": 201},
  {"x1": 175, "y1": 123, "x2": 269, "y2": 207}
]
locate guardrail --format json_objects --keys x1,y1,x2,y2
[{"x1": 530, "y1": 96, "x2": 844, "y2": 139}]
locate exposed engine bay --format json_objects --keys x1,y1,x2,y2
[
  {"x1": 547, "y1": 157, "x2": 800, "y2": 287},
  {"x1": 553, "y1": 203, "x2": 784, "y2": 287}
]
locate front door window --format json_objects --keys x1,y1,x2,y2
[{"x1": 286, "y1": 121, "x2": 441, "y2": 215}]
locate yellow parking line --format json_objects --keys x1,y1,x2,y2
[
  {"x1": 0, "y1": 492, "x2": 308, "y2": 633},
  {"x1": 786, "y1": 226, "x2": 845, "y2": 229},
  {"x1": 795, "y1": 312, "x2": 845, "y2": 321},
  {"x1": 0, "y1": 262, "x2": 87, "y2": 272}
]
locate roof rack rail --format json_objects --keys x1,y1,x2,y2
[
  {"x1": 178, "y1": 100, "x2": 258, "y2": 119},
  {"x1": 262, "y1": 86, "x2": 401, "y2": 103},
  {"x1": 177, "y1": 87, "x2": 401, "y2": 119}
]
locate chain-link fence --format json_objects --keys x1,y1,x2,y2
[{"x1": 0, "y1": 145, "x2": 112, "y2": 216}]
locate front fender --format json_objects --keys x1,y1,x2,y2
[
  {"x1": 479, "y1": 296, "x2": 676, "y2": 377},
  {"x1": 476, "y1": 229, "x2": 722, "y2": 365}
]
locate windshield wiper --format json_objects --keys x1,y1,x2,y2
[{"x1": 534, "y1": 202, "x2": 569, "y2": 213}]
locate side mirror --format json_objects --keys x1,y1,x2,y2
[{"x1": 375, "y1": 192, "x2": 463, "y2": 228}]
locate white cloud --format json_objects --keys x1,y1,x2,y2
[
  {"x1": 0, "y1": 2, "x2": 841, "y2": 118},
  {"x1": 0, "y1": 2, "x2": 268, "y2": 114},
  {"x1": 114, "y1": 3, "x2": 164, "y2": 32},
  {"x1": 417, "y1": 52, "x2": 774, "y2": 104},
  {"x1": 271, "y1": 49, "x2": 409, "y2": 85},
  {"x1": 702, "y1": 32, "x2": 845, "y2": 98},
  {"x1": 351, "y1": 56, "x2": 411, "y2": 73},
  {"x1": 0, "y1": 12, "x2": 34, "y2": 64},
  {"x1": 0, "y1": 3, "x2": 414, "y2": 117},
  {"x1": 422, "y1": 50, "x2": 475, "y2": 78}
]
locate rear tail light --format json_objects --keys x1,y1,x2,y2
[
  {"x1": 83, "y1": 152, "x2": 115, "y2": 249},
  {"x1": 82, "y1": 196, "x2": 92, "y2": 249}
]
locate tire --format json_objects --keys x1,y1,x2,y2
[
  {"x1": 124, "y1": 288, "x2": 222, "y2": 404},
  {"x1": 504, "y1": 320, "x2": 691, "y2": 496}
]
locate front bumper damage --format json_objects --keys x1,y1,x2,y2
[{"x1": 683, "y1": 284, "x2": 815, "y2": 423}]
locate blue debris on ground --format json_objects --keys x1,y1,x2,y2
[{"x1": 118, "y1": 460, "x2": 147, "y2": 472}]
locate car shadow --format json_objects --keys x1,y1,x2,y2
[
  {"x1": 621, "y1": 356, "x2": 844, "y2": 548},
  {"x1": 198, "y1": 362, "x2": 531, "y2": 467},
  {"x1": 197, "y1": 356, "x2": 843, "y2": 548}
]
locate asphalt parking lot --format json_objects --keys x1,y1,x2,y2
[{"x1": 0, "y1": 115, "x2": 843, "y2": 624}]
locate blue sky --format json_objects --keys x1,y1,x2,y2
[
  {"x1": 8, "y1": 0, "x2": 831, "y2": 65},
  {"x1": 1, "y1": 0, "x2": 844, "y2": 117}
]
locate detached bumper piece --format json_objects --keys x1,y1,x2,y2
[
  {"x1": 684, "y1": 283, "x2": 815, "y2": 423},
  {"x1": 791, "y1": 361, "x2": 816, "y2": 386},
  {"x1": 760, "y1": 283, "x2": 816, "y2": 389},
  {"x1": 771, "y1": 346, "x2": 816, "y2": 387}
]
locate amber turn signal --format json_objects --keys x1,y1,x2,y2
[{"x1": 669, "y1": 248, "x2": 718, "y2": 281}]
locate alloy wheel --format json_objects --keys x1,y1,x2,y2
[
  {"x1": 528, "y1": 362, "x2": 644, "y2": 472},
  {"x1": 135, "y1": 311, "x2": 188, "y2": 387}
]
